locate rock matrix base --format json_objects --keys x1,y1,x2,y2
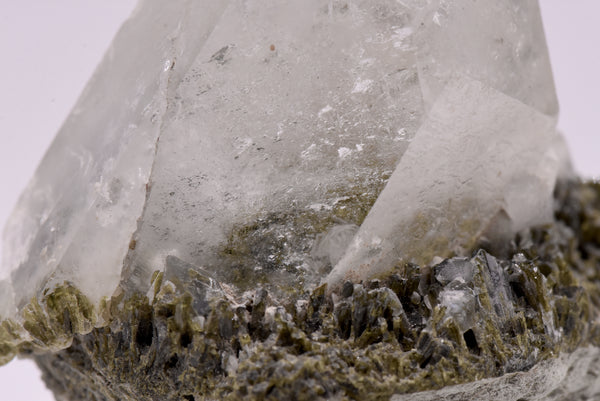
[{"x1": 16, "y1": 181, "x2": 600, "y2": 401}]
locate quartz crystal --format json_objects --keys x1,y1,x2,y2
[
  {"x1": 0, "y1": 0, "x2": 585, "y2": 399},
  {"x1": 0, "y1": 0, "x2": 563, "y2": 318},
  {"x1": 326, "y1": 76, "x2": 564, "y2": 288},
  {"x1": 1, "y1": 1, "x2": 234, "y2": 315}
]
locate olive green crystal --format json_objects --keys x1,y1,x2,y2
[{"x1": 1, "y1": 180, "x2": 598, "y2": 400}]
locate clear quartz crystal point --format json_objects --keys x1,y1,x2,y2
[
  {"x1": 325, "y1": 77, "x2": 564, "y2": 288},
  {"x1": 119, "y1": 0, "x2": 425, "y2": 294},
  {"x1": 1, "y1": 0, "x2": 566, "y2": 326}
]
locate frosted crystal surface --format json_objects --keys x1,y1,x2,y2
[
  {"x1": 1, "y1": 0, "x2": 565, "y2": 322},
  {"x1": 392, "y1": 346, "x2": 600, "y2": 401},
  {"x1": 413, "y1": 0, "x2": 558, "y2": 116}
]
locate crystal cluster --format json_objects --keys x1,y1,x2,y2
[
  {"x1": 0, "y1": 0, "x2": 566, "y2": 318},
  {"x1": 0, "y1": 1, "x2": 586, "y2": 399}
]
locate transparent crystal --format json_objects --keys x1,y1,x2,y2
[
  {"x1": 413, "y1": 0, "x2": 558, "y2": 115},
  {"x1": 1, "y1": 0, "x2": 566, "y2": 324},
  {"x1": 326, "y1": 76, "x2": 564, "y2": 287}
]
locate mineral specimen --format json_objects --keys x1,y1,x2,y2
[
  {"x1": 0, "y1": 0, "x2": 596, "y2": 400},
  {"x1": 26, "y1": 182, "x2": 600, "y2": 401}
]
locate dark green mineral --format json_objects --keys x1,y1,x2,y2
[{"x1": 5, "y1": 180, "x2": 596, "y2": 400}]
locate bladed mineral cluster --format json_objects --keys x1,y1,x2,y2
[{"x1": 1, "y1": 1, "x2": 598, "y2": 400}]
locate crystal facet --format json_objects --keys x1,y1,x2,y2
[
  {"x1": 7, "y1": 1, "x2": 600, "y2": 401},
  {"x1": 413, "y1": 0, "x2": 558, "y2": 116},
  {"x1": 326, "y1": 76, "x2": 563, "y2": 288}
]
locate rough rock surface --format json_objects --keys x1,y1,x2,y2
[{"x1": 14, "y1": 181, "x2": 600, "y2": 400}]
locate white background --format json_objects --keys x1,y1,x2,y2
[{"x1": 0, "y1": 1, "x2": 598, "y2": 400}]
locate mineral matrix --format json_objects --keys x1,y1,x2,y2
[{"x1": 0, "y1": 180, "x2": 596, "y2": 400}]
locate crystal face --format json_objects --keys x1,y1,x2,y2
[
  {"x1": 413, "y1": 0, "x2": 558, "y2": 115},
  {"x1": 0, "y1": 0, "x2": 565, "y2": 326},
  {"x1": 8, "y1": 1, "x2": 600, "y2": 400},
  {"x1": 326, "y1": 76, "x2": 564, "y2": 287}
]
